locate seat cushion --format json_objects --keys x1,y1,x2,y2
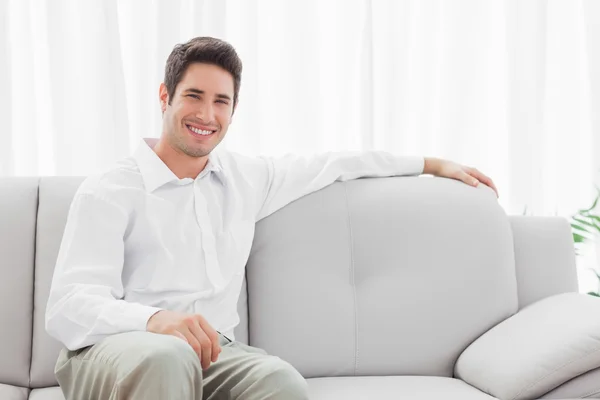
[
  {"x1": 28, "y1": 386, "x2": 64, "y2": 400},
  {"x1": 0, "y1": 383, "x2": 29, "y2": 400},
  {"x1": 30, "y1": 378, "x2": 495, "y2": 400},
  {"x1": 307, "y1": 376, "x2": 498, "y2": 400}
]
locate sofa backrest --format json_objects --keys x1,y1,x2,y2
[
  {"x1": 245, "y1": 176, "x2": 578, "y2": 378},
  {"x1": 0, "y1": 178, "x2": 37, "y2": 388},
  {"x1": 0, "y1": 176, "x2": 578, "y2": 388}
]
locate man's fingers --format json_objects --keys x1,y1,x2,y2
[
  {"x1": 188, "y1": 320, "x2": 213, "y2": 370},
  {"x1": 464, "y1": 167, "x2": 499, "y2": 197},
  {"x1": 196, "y1": 316, "x2": 221, "y2": 363},
  {"x1": 211, "y1": 335, "x2": 222, "y2": 363},
  {"x1": 461, "y1": 171, "x2": 480, "y2": 187},
  {"x1": 179, "y1": 326, "x2": 203, "y2": 360},
  {"x1": 173, "y1": 330, "x2": 188, "y2": 343}
]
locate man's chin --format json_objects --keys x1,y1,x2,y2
[
  {"x1": 167, "y1": 134, "x2": 212, "y2": 158},
  {"x1": 181, "y1": 144, "x2": 212, "y2": 158}
]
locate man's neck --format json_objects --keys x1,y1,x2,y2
[{"x1": 153, "y1": 137, "x2": 209, "y2": 180}]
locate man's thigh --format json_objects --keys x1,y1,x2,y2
[
  {"x1": 55, "y1": 331, "x2": 308, "y2": 400},
  {"x1": 203, "y1": 337, "x2": 309, "y2": 400},
  {"x1": 55, "y1": 331, "x2": 203, "y2": 400}
]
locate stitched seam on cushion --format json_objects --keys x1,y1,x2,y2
[
  {"x1": 583, "y1": 387, "x2": 600, "y2": 398},
  {"x1": 510, "y1": 346, "x2": 600, "y2": 400},
  {"x1": 343, "y1": 183, "x2": 359, "y2": 376},
  {"x1": 28, "y1": 178, "x2": 40, "y2": 388}
]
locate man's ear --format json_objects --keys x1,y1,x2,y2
[{"x1": 159, "y1": 83, "x2": 169, "y2": 113}]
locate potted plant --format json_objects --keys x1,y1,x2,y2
[{"x1": 570, "y1": 187, "x2": 600, "y2": 297}]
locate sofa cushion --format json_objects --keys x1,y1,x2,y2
[
  {"x1": 509, "y1": 216, "x2": 578, "y2": 309},
  {"x1": 28, "y1": 387, "x2": 63, "y2": 400},
  {"x1": 307, "y1": 376, "x2": 498, "y2": 399},
  {"x1": 0, "y1": 383, "x2": 29, "y2": 400},
  {"x1": 30, "y1": 177, "x2": 85, "y2": 388},
  {"x1": 456, "y1": 293, "x2": 600, "y2": 400},
  {"x1": 0, "y1": 178, "x2": 37, "y2": 387},
  {"x1": 541, "y1": 366, "x2": 600, "y2": 398},
  {"x1": 247, "y1": 177, "x2": 518, "y2": 378}
]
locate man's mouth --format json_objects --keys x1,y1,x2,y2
[{"x1": 186, "y1": 124, "x2": 217, "y2": 137}]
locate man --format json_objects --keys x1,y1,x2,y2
[{"x1": 46, "y1": 37, "x2": 499, "y2": 400}]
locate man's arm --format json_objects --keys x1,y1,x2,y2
[
  {"x1": 255, "y1": 151, "x2": 425, "y2": 221},
  {"x1": 45, "y1": 191, "x2": 162, "y2": 351}
]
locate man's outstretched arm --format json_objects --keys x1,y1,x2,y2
[{"x1": 255, "y1": 151, "x2": 498, "y2": 222}]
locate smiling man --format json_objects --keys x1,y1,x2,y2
[{"x1": 46, "y1": 37, "x2": 499, "y2": 400}]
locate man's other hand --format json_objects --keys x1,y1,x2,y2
[{"x1": 146, "y1": 310, "x2": 222, "y2": 370}]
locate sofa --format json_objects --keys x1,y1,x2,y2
[{"x1": 1, "y1": 175, "x2": 600, "y2": 400}]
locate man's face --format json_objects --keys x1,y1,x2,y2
[{"x1": 159, "y1": 63, "x2": 235, "y2": 158}]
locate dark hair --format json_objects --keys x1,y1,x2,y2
[{"x1": 164, "y1": 37, "x2": 242, "y2": 108}]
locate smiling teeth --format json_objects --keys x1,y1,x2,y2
[{"x1": 189, "y1": 125, "x2": 213, "y2": 135}]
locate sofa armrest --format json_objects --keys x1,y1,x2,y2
[{"x1": 454, "y1": 293, "x2": 600, "y2": 400}]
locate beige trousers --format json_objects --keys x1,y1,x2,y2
[{"x1": 55, "y1": 331, "x2": 309, "y2": 400}]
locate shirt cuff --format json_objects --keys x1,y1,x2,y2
[
  {"x1": 118, "y1": 302, "x2": 163, "y2": 332},
  {"x1": 398, "y1": 155, "x2": 425, "y2": 175}
]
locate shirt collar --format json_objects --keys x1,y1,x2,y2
[{"x1": 133, "y1": 138, "x2": 226, "y2": 193}]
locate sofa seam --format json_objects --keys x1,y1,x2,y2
[
  {"x1": 583, "y1": 387, "x2": 600, "y2": 398},
  {"x1": 343, "y1": 182, "x2": 359, "y2": 376},
  {"x1": 28, "y1": 177, "x2": 40, "y2": 388},
  {"x1": 510, "y1": 345, "x2": 600, "y2": 400}
]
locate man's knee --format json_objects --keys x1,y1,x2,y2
[
  {"x1": 56, "y1": 332, "x2": 203, "y2": 400},
  {"x1": 112, "y1": 333, "x2": 203, "y2": 398},
  {"x1": 121, "y1": 332, "x2": 201, "y2": 374},
  {"x1": 257, "y1": 358, "x2": 309, "y2": 400}
]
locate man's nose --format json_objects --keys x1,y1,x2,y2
[{"x1": 196, "y1": 103, "x2": 215, "y2": 122}]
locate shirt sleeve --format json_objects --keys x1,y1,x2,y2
[
  {"x1": 255, "y1": 151, "x2": 424, "y2": 221},
  {"x1": 45, "y1": 191, "x2": 162, "y2": 351}
]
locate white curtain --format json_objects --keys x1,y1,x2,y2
[{"x1": 1, "y1": 0, "x2": 599, "y2": 285}]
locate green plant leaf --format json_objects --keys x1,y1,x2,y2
[
  {"x1": 573, "y1": 233, "x2": 589, "y2": 243},
  {"x1": 586, "y1": 214, "x2": 600, "y2": 227},
  {"x1": 581, "y1": 194, "x2": 600, "y2": 213},
  {"x1": 572, "y1": 217, "x2": 598, "y2": 230},
  {"x1": 589, "y1": 268, "x2": 600, "y2": 282},
  {"x1": 571, "y1": 223, "x2": 590, "y2": 233},
  {"x1": 587, "y1": 291, "x2": 600, "y2": 297}
]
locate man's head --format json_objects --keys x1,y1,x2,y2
[{"x1": 159, "y1": 37, "x2": 242, "y2": 158}]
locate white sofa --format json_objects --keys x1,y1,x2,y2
[{"x1": 0, "y1": 175, "x2": 598, "y2": 399}]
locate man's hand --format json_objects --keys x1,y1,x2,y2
[
  {"x1": 424, "y1": 157, "x2": 499, "y2": 198},
  {"x1": 146, "y1": 310, "x2": 222, "y2": 370}
]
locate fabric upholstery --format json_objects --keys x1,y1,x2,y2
[
  {"x1": 307, "y1": 376, "x2": 497, "y2": 399},
  {"x1": 27, "y1": 387, "x2": 63, "y2": 400},
  {"x1": 246, "y1": 177, "x2": 518, "y2": 378},
  {"x1": 0, "y1": 383, "x2": 29, "y2": 400},
  {"x1": 0, "y1": 178, "x2": 37, "y2": 387},
  {"x1": 509, "y1": 216, "x2": 578, "y2": 309},
  {"x1": 30, "y1": 177, "x2": 85, "y2": 388},
  {"x1": 0, "y1": 175, "x2": 588, "y2": 399},
  {"x1": 541, "y1": 366, "x2": 600, "y2": 398},
  {"x1": 456, "y1": 293, "x2": 600, "y2": 400}
]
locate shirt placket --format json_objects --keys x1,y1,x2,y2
[{"x1": 193, "y1": 181, "x2": 226, "y2": 292}]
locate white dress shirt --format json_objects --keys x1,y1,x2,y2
[{"x1": 45, "y1": 138, "x2": 424, "y2": 351}]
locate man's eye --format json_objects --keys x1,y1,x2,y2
[
  {"x1": 187, "y1": 94, "x2": 200, "y2": 99},
  {"x1": 216, "y1": 100, "x2": 229, "y2": 105}
]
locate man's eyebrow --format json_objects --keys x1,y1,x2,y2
[{"x1": 183, "y1": 88, "x2": 231, "y2": 101}]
